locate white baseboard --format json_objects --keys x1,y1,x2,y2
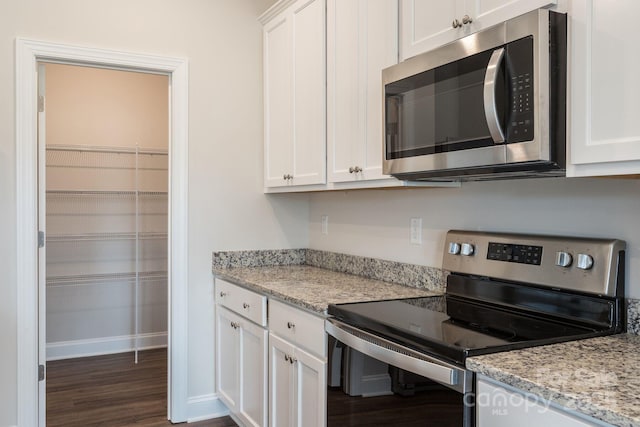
[
  {"x1": 187, "y1": 393, "x2": 229, "y2": 423},
  {"x1": 46, "y1": 332, "x2": 167, "y2": 360},
  {"x1": 360, "y1": 373, "x2": 393, "y2": 397}
]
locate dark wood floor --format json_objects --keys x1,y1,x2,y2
[
  {"x1": 46, "y1": 348, "x2": 237, "y2": 427},
  {"x1": 327, "y1": 387, "x2": 463, "y2": 426},
  {"x1": 48, "y1": 348, "x2": 462, "y2": 426}
]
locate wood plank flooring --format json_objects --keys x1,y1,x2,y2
[
  {"x1": 48, "y1": 348, "x2": 463, "y2": 426},
  {"x1": 46, "y1": 348, "x2": 237, "y2": 427},
  {"x1": 327, "y1": 387, "x2": 463, "y2": 426}
]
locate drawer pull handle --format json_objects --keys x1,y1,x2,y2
[
  {"x1": 243, "y1": 302, "x2": 250, "y2": 309},
  {"x1": 219, "y1": 291, "x2": 227, "y2": 298},
  {"x1": 230, "y1": 321, "x2": 239, "y2": 330},
  {"x1": 284, "y1": 354, "x2": 290, "y2": 362},
  {"x1": 287, "y1": 322, "x2": 295, "y2": 329},
  {"x1": 290, "y1": 356, "x2": 296, "y2": 365}
]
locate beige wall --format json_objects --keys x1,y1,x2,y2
[
  {"x1": 0, "y1": 1, "x2": 308, "y2": 425},
  {"x1": 45, "y1": 63, "x2": 169, "y2": 150}
]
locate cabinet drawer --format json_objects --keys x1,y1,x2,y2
[
  {"x1": 216, "y1": 279, "x2": 267, "y2": 327},
  {"x1": 269, "y1": 299, "x2": 327, "y2": 358}
]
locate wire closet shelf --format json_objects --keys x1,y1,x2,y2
[{"x1": 45, "y1": 144, "x2": 168, "y2": 364}]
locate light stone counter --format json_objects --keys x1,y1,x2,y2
[
  {"x1": 467, "y1": 334, "x2": 640, "y2": 427},
  {"x1": 213, "y1": 264, "x2": 440, "y2": 314}
]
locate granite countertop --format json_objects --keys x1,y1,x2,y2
[
  {"x1": 213, "y1": 265, "x2": 440, "y2": 314},
  {"x1": 467, "y1": 334, "x2": 640, "y2": 427}
]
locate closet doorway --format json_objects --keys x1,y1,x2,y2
[
  {"x1": 40, "y1": 63, "x2": 170, "y2": 423},
  {"x1": 16, "y1": 39, "x2": 189, "y2": 426}
]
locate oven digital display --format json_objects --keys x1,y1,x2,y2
[{"x1": 487, "y1": 242, "x2": 542, "y2": 265}]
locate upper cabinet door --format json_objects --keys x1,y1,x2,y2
[
  {"x1": 400, "y1": 0, "x2": 465, "y2": 60},
  {"x1": 471, "y1": 0, "x2": 556, "y2": 33},
  {"x1": 327, "y1": 0, "x2": 398, "y2": 183},
  {"x1": 263, "y1": 0, "x2": 326, "y2": 189},
  {"x1": 264, "y1": 14, "x2": 294, "y2": 188},
  {"x1": 400, "y1": 0, "x2": 555, "y2": 61},
  {"x1": 291, "y1": 0, "x2": 327, "y2": 186},
  {"x1": 568, "y1": 0, "x2": 640, "y2": 176}
]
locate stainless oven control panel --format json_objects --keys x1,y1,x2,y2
[{"x1": 443, "y1": 230, "x2": 625, "y2": 297}]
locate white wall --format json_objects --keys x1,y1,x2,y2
[
  {"x1": 309, "y1": 177, "x2": 640, "y2": 298},
  {"x1": 0, "y1": 1, "x2": 307, "y2": 425}
]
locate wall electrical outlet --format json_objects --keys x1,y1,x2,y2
[
  {"x1": 410, "y1": 217, "x2": 422, "y2": 245},
  {"x1": 321, "y1": 215, "x2": 329, "y2": 235}
]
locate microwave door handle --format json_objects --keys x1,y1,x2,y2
[{"x1": 483, "y1": 47, "x2": 506, "y2": 143}]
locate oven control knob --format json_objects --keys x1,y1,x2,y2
[
  {"x1": 555, "y1": 251, "x2": 573, "y2": 268},
  {"x1": 448, "y1": 242, "x2": 461, "y2": 255},
  {"x1": 576, "y1": 253, "x2": 594, "y2": 270},
  {"x1": 460, "y1": 243, "x2": 475, "y2": 256}
]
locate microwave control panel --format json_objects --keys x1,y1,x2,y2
[{"x1": 506, "y1": 36, "x2": 534, "y2": 143}]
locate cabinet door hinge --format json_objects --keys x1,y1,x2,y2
[
  {"x1": 38, "y1": 364, "x2": 45, "y2": 382},
  {"x1": 38, "y1": 231, "x2": 45, "y2": 248},
  {"x1": 38, "y1": 95, "x2": 45, "y2": 113}
]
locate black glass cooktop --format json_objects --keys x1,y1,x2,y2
[{"x1": 328, "y1": 294, "x2": 607, "y2": 366}]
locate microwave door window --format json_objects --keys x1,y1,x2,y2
[{"x1": 386, "y1": 49, "x2": 507, "y2": 160}]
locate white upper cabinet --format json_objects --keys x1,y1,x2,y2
[
  {"x1": 327, "y1": 0, "x2": 398, "y2": 184},
  {"x1": 262, "y1": 0, "x2": 326, "y2": 189},
  {"x1": 568, "y1": 0, "x2": 640, "y2": 177},
  {"x1": 400, "y1": 0, "x2": 556, "y2": 60}
]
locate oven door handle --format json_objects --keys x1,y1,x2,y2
[
  {"x1": 325, "y1": 318, "x2": 463, "y2": 391},
  {"x1": 483, "y1": 47, "x2": 506, "y2": 144}
]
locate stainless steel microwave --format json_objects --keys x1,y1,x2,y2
[{"x1": 382, "y1": 9, "x2": 567, "y2": 181}]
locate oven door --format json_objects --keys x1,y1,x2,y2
[{"x1": 325, "y1": 318, "x2": 474, "y2": 427}]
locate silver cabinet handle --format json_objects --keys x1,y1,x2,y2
[
  {"x1": 290, "y1": 356, "x2": 296, "y2": 365},
  {"x1": 287, "y1": 321, "x2": 295, "y2": 329},
  {"x1": 452, "y1": 18, "x2": 461, "y2": 29},
  {"x1": 483, "y1": 47, "x2": 506, "y2": 144},
  {"x1": 219, "y1": 291, "x2": 227, "y2": 298},
  {"x1": 230, "y1": 321, "x2": 239, "y2": 329},
  {"x1": 349, "y1": 166, "x2": 363, "y2": 173},
  {"x1": 283, "y1": 174, "x2": 293, "y2": 180},
  {"x1": 284, "y1": 354, "x2": 290, "y2": 362},
  {"x1": 243, "y1": 302, "x2": 250, "y2": 309},
  {"x1": 462, "y1": 15, "x2": 473, "y2": 25}
]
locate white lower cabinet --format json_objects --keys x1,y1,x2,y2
[
  {"x1": 269, "y1": 299, "x2": 327, "y2": 427},
  {"x1": 216, "y1": 305, "x2": 268, "y2": 427},
  {"x1": 476, "y1": 376, "x2": 613, "y2": 427},
  {"x1": 269, "y1": 333, "x2": 327, "y2": 427}
]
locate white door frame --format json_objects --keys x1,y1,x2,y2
[{"x1": 15, "y1": 38, "x2": 190, "y2": 426}]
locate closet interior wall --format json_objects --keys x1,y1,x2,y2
[{"x1": 44, "y1": 63, "x2": 169, "y2": 361}]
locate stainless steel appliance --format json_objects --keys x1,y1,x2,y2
[
  {"x1": 325, "y1": 230, "x2": 625, "y2": 426},
  {"x1": 382, "y1": 10, "x2": 567, "y2": 181}
]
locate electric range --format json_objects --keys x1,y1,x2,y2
[{"x1": 325, "y1": 230, "x2": 625, "y2": 427}]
